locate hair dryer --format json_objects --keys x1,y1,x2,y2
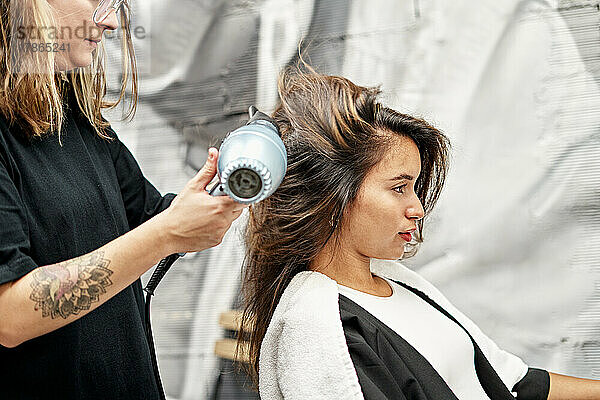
[{"x1": 208, "y1": 105, "x2": 287, "y2": 203}]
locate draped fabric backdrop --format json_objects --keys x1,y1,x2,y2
[{"x1": 102, "y1": 0, "x2": 600, "y2": 398}]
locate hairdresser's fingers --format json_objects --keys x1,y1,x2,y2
[
  {"x1": 217, "y1": 202, "x2": 247, "y2": 223},
  {"x1": 232, "y1": 207, "x2": 245, "y2": 215},
  {"x1": 232, "y1": 202, "x2": 249, "y2": 212},
  {"x1": 226, "y1": 208, "x2": 245, "y2": 223},
  {"x1": 189, "y1": 148, "x2": 218, "y2": 191},
  {"x1": 219, "y1": 199, "x2": 245, "y2": 212},
  {"x1": 212, "y1": 193, "x2": 248, "y2": 210},
  {"x1": 205, "y1": 195, "x2": 247, "y2": 219}
]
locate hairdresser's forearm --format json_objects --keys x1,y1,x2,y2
[
  {"x1": 547, "y1": 371, "x2": 600, "y2": 400},
  {"x1": 0, "y1": 215, "x2": 173, "y2": 348}
]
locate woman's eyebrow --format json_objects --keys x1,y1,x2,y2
[{"x1": 389, "y1": 173, "x2": 414, "y2": 181}]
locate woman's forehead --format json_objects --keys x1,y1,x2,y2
[{"x1": 375, "y1": 136, "x2": 421, "y2": 175}]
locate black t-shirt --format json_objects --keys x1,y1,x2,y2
[{"x1": 0, "y1": 94, "x2": 176, "y2": 399}]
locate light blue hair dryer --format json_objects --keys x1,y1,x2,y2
[{"x1": 209, "y1": 105, "x2": 287, "y2": 204}]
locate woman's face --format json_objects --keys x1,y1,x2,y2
[
  {"x1": 338, "y1": 134, "x2": 425, "y2": 260},
  {"x1": 47, "y1": 0, "x2": 119, "y2": 71}
]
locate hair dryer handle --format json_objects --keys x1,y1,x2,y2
[{"x1": 208, "y1": 182, "x2": 227, "y2": 196}]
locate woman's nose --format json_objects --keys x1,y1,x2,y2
[
  {"x1": 406, "y1": 195, "x2": 425, "y2": 221},
  {"x1": 96, "y1": 9, "x2": 119, "y2": 32}
]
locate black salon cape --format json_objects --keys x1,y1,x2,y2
[
  {"x1": 0, "y1": 90, "x2": 175, "y2": 399},
  {"x1": 340, "y1": 281, "x2": 550, "y2": 400}
]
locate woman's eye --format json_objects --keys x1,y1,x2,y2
[{"x1": 393, "y1": 185, "x2": 406, "y2": 194}]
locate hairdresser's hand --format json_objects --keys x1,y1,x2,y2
[{"x1": 154, "y1": 147, "x2": 248, "y2": 255}]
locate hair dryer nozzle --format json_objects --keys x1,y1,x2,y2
[{"x1": 247, "y1": 106, "x2": 280, "y2": 136}]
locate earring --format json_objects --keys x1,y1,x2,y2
[{"x1": 329, "y1": 214, "x2": 336, "y2": 227}]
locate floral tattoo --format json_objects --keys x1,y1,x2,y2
[{"x1": 29, "y1": 251, "x2": 113, "y2": 319}]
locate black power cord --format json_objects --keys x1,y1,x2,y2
[{"x1": 144, "y1": 253, "x2": 183, "y2": 400}]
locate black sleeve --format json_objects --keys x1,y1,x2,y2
[
  {"x1": 0, "y1": 151, "x2": 38, "y2": 285},
  {"x1": 105, "y1": 129, "x2": 176, "y2": 230},
  {"x1": 512, "y1": 368, "x2": 550, "y2": 400}
]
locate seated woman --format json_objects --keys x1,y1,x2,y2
[{"x1": 238, "y1": 68, "x2": 600, "y2": 399}]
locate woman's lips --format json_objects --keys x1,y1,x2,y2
[{"x1": 398, "y1": 232, "x2": 412, "y2": 242}]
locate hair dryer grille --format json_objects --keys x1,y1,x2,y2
[
  {"x1": 212, "y1": 106, "x2": 287, "y2": 204},
  {"x1": 221, "y1": 158, "x2": 273, "y2": 203}
]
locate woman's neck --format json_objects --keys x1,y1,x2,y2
[{"x1": 310, "y1": 242, "x2": 392, "y2": 297}]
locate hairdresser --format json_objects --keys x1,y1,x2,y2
[{"x1": 0, "y1": 1, "x2": 247, "y2": 399}]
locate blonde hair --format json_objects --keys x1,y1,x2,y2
[{"x1": 0, "y1": 0, "x2": 138, "y2": 144}]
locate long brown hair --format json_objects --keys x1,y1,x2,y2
[
  {"x1": 238, "y1": 67, "x2": 450, "y2": 384},
  {"x1": 0, "y1": 0, "x2": 138, "y2": 144}
]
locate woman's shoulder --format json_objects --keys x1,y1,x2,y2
[
  {"x1": 272, "y1": 271, "x2": 339, "y2": 324},
  {"x1": 261, "y1": 270, "x2": 345, "y2": 355},
  {"x1": 259, "y1": 270, "x2": 364, "y2": 399}
]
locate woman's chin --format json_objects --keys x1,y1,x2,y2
[
  {"x1": 371, "y1": 248, "x2": 405, "y2": 261},
  {"x1": 55, "y1": 52, "x2": 93, "y2": 72}
]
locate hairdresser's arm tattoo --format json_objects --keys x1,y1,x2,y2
[{"x1": 29, "y1": 251, "x2": 113, "y2": 319}]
